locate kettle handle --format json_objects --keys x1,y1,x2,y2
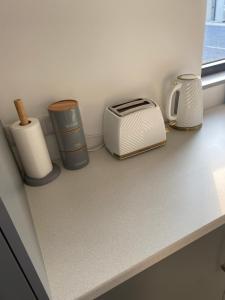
[{"x1": 166, "y1": 82, "x2": 182, "y2": 121}]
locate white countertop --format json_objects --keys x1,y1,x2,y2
[{"x1": 26, "y1": 105, "x2": 225, "y2": 300}]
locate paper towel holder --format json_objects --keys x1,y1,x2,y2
[
  {"x1": 13, "y1": 99, "x2": 61, "y2": 186},
  {"x1": 14, "y1": 99, "x2": 30, "y2": 126}
]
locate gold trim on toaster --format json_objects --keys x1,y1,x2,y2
[{"x1": 110, "y1": 140, "x2": 166, "y2": 160}]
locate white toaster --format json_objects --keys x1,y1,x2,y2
[{"x1": 103, "y1": 98, "x2": 166, "y2": 159}]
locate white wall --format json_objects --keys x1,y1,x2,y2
[{"x1": 0, "y1": 0, "x2": 206, "y2": 134}]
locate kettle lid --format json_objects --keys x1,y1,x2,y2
[{"x1": 177, "y1": 74, "x2": 199, "y2": 80}]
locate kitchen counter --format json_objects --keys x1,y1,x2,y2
[{"x1": 26, "y1": 104, "x2": 225, "y2": 300}]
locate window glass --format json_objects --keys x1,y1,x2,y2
[{"x1": 203, "y1": 0, "x2": 225, "y2": 64}]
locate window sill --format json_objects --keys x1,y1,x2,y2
[{"x1": 202, "y1": 71, "x2": 225, "y2": 89}]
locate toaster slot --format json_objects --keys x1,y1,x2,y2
[
  {"x1": 117, "y1": 101, "x2": 149, "y2": 113},
  {"x1": 109, "y1": 98, "x2": 155, "y2": 117},
  {"x1": 111, "y1": 98, "x2": 143, "y2": 109}
]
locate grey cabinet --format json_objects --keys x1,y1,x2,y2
[
  {"x1": 0, "y1": 231, "x2": 36, "y2": 300},
  {"x1": 0, "y1": 198, "x2": 49, "y2": 300},
  {"x1": 0, "y1": 123, "x2": 49, "y2": 299},
  {"x1": 98, "y1": 224, "x2": 225, "y2": 300}
]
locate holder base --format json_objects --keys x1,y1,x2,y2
[
  {"x1": 168, "y1": 121, "x2": 202, "y2": 131},
  {"x1": 24, "y1": 163, "x2": 61, "y2": 187}
]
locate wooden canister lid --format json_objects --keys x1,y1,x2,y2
[{"x1": 48, "y1": 100, "x2": 78, "y2": 112}]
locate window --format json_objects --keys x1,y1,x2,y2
[{"x1": 202, "y1": 0, "x2": 225, "y2": 76}]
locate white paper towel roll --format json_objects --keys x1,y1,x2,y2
[{"x1": 10, "y1": 118, "x2": 53, "y2": 179}]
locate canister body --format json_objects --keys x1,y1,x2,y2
[{"x1": 48, "y1": 100, "x2": 89, "y2": 170}]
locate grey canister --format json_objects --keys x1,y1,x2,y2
[{"x1": 48, "y1": 100, "x2": 89, "y2": 170}]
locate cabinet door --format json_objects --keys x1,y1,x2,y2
[
  {"x1": 98, "y1": 224, "x2": 225, "y2": 300},
  {"x1": 0, "y1": 230, "x2": 36, "y2": 300}
]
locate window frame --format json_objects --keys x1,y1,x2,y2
[{"x1": 202, "y1": 59, "x2": 225, "y2": 77}]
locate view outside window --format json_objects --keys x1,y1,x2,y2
[{"x1": 202, "y1": 0, "x2": 225, "y2": 63}]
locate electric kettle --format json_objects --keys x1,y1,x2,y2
[{"x1": 166, "y1": 74, "x2": 203, "y2": 130}]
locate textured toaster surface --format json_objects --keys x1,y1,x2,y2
[
  {"x1": 104, "y1": 101, "x2": 166, "y2": 157},
  {"x1": 26, "y1": 105, "x2": 225, "y2": 300}
]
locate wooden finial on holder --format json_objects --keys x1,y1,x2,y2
[{"x1": 14, "y1": 99, "x2": 30, "y2": 126}]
